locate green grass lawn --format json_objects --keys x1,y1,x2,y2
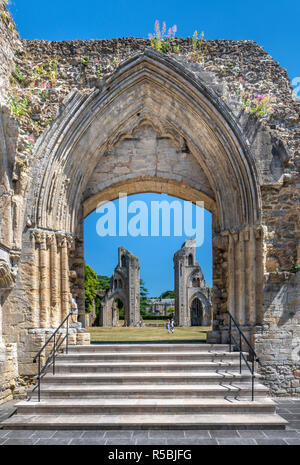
[{"x1": 87, "y1": 325, "x2": 212, "y2": 343}]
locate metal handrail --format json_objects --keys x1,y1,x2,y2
[
  {"x1": 226, "y1": 310, "x2": 261, "y2": 401},
  {"x1": 29, "y1": 311, "x2": 75, "y2": 402}
]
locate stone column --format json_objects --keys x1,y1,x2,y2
[
  {"x1": 49, "y1": 233, "x2": 59, "y2": 328},
  {"x1": 39, "y1": 232, "x2": 49, "y2": 328},
  {"x1": 57, "y1": 235, "x2": 70, "y2": 323},
  {"x1": 247, "y1": 227, "x2": 256, "y2": 325},
  {"x1": 233, "y1": 232, "x2": 241, "y2": 323},
  {"x1": 73, "y1": 217, "x2": 85, "y2": 328},
  {"x1": 238, "y1": 230, "x2": 246, "y2": 325},
  {"x1": 255, "y1": 226, "x2": 264, "y2": 325},
  {"x1": 0, "y1": 292, "x2": 3, "y2": 346},
  {"x1": 30, "y1": 230, "x2": 40, "y2": 328},
  {"x1": 227, "y1": 233, "x2": 235, "y2": 318},
  {"x1": 296, "y1": 213, "x2": 300, "y2": 265}
]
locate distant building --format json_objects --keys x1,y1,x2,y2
[
  {"x1": 147, "y1": 298, "x2": 175, "y2": 316},
  {"x1": 174, "y1": 239, "x2": 211, "y2": 326},
  {"x1": 97, "y1": 247, "x2": 140, "y2": 326}
]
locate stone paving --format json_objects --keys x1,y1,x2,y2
[{"x1": 0, "y1": 398, "x2": 300, "y2": 445}]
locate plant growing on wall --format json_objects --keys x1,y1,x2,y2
[
  {"x1": 148, "y1": 20, "x2": 178, "y2": 53},
  {"x1": 8, "y1": 90, "x2": 30, "y2": 117},
  {"x1": 32, "y1": 57, "x2": 58, "y2": 86},
  {"x1": 190, "y1": 30, "x2": 207, "y2": 66},
  {"x1": 82, "y1": 56, "x2": 90, "y2": 67},
  {"x1": 94, "y1": 57, "x2": 101, "y2": 78},
  {"x1": 236, "y1": 77, "x2": 275, "y2": 118},
  {"x1": 15, "y1": 65, "x2": 26, "y2": 84},
  {"x1": 26, "y1": 133, "x2": 35, "y2": 152},
  {"x1": 287, "y1": 260, "x2": 300, "y2": 273},
  {"x1": 36, "y1": 81, "x2": 51, "y2": 101},
  {"x1": 48, "y1": 57, "x2": 58, "y2": 85}
]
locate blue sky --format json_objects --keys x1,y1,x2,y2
[
  {"x1": 8, "y1": 0, "x2": 299, "y2": 295},
  {"x1": 85, "y1": 194, "x2": 212, "y2": 296},
  {"x1": 8, "y1": 0, "x2": 300, "y2": 79}
]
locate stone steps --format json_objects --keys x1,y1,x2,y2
[
  {"x1": 41, "y1": 370, "x2": 257, "y2": 385},
  {"x1": 29, "y1": 382, "x2": 270, "y2": 399},
  {"x1": 2, "y1": 342, "x2": 287, "y2": 430},
  {"x1": 67, "y1": 343, "x2": 230, "y2": 353},
  {"x1": 56, "y1": 351, "x2": 244, "y2": 363},
  {"x1": 52, "y1": 361, "x2": 242, "y2": 373},
  {"x1": 2, "y1": 413, "x2": 287, "y2": 430},
  {"x1": 15, "y1": 398, "x2": 277, "y2": 415}
]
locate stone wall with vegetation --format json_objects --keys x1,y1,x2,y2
[
  {"x1": 0, "y1": 3, "x2": 299, "y2": 398},
  {"x1": 2, "y1": 19, "x2": 299, "y2": 271}
]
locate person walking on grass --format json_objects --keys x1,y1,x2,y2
[
  {"x1": 170, "y1": 318, "x2": 175, "y2": 333},
  {"x1": 166, "y1": 319, "x2": 170, "y2": 333}
]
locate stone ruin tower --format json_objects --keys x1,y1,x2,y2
[
  {"x1": 100, "y1": 247, "x2": 140, "y2": 326},
  {"x1": 174, "y1": 239, "x2": 211, "y2": 326}
]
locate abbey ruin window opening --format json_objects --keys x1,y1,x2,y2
[{"x1": 83, "y1": 193, "x2": 212, "y2": 330}]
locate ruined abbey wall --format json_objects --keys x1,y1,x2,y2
[{"x1": 0, "y1": 1, "x2": 299, "y2": 401}]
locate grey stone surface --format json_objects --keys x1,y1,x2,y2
[
  {"x1": 35, "y1": 438, "x2": 72, "y2": 445},
  {"x1": 96, "y1": 247, "x2": 140, "y2": 327},
  {"x1": 70, "y1": 438, "x2": 107, "y2": 445},
  {"x1": 255, "y1": 439, "x2": 287, "y2": 445},
  {"x1": 236, "y1": 430, "x2": 266, "y2": 438},
  {"x1": 216, "y1": 438, "x2": 256, "y2": 445},
  {"x1": 209, "y1": 430, "x2": 240, "y2": 438},
  {"x1": 2, "y1": 438, "x2": 38, "y2": 445},
  {"x1": 183, "y1": 430, "x2": 211, "y2": 439},
  {"x1": 81, "y1": 430, "x2": 106, "y2": 439},
  {"x1": 284, "y1": 439, "x2": 300, "y2": 445},
  {"x1": 263, "y1": 430, "x2": 300, "y2": 438},
  {"x1": 135, "y1": 439, "x2": 168, "y2": 445},
  {"x1": 1, "y1": 396, "x2": 299, "y2": 445},
  {"x1": 104, "y1": 431, "x2": 133, "y2": 439},
  {"x1": 52, "y1": 430, "x2": 84, "y2": 438},
  {"x1": 174, "y1": 239, "x2": 211, "y2": 326}
]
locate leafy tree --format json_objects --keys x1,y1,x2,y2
[
  {"x1": 84, "y1": 264, "x2": 99, "y2": 313},
  {"x1": 97, "y1": 275, "x2": 110, "y2": 290},
  {"x1": 140, "y1": 278, "x2": 150, "y2": 317},
  {"x1": 160, "y1": 290, "x2": 174, "y2": 299}
]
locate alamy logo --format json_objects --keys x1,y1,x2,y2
[{"x1": 95, "y1": 193, "x2": 205, "y2": 246}]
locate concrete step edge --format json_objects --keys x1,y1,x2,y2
[{"x1": 2, "y1": 413, "x2": 288, "y2": 429}]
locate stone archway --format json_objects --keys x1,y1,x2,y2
[
  {"x1": 97, "y1": 245, "x2": 140, "y2": 327},
  {"x1": 24, "y1": 51, "x2": 262, "y2": 338},
  {"x1": 190, "y1": 297, "x2": 203, "y2": 326},
  {"x1": 189, "y1": 292, "x2": 211, "y2": 326},
  {"x1": 1, "y1": 49, "x2": 273, "y2": 378},
  {"x1": 0, "y1": 2, "x2": 298, "y2": 401},
  {"x1": 0, "y1": 28, "x2": 298, "y2": 397}
]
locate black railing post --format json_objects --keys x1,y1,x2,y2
[
  {"x1": 38, "y1": 355, "x2": 41, "y2": 402},
  {"x1": 66, "y1": 316, "x2": 69, "y2": 354},
  {"x1": 53, "y1": 333, "x2": 56, "y2": 375},
  {"x1": 30, "y1": 312, "x2": 78, "y2": 403},
  {"x1": 239, "y1": 332, "x2": 242, "y2": 374},
  {"x1": 229, "y1": 316, "x2": 232, "y2": 352},
  {"x1": 226, "y1": 310, "x2": 260, "y2": 402},
  {"x1": 252, "y1": 358, "x2": 255, "y2": 401}
]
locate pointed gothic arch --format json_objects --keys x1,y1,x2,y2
[{"x1": 10, "y1": 48, "x2": 264, "y2": 349}]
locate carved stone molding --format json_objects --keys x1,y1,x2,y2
[{"x1": 0, "y1": 247, "x2": 18, "y2": 291}]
